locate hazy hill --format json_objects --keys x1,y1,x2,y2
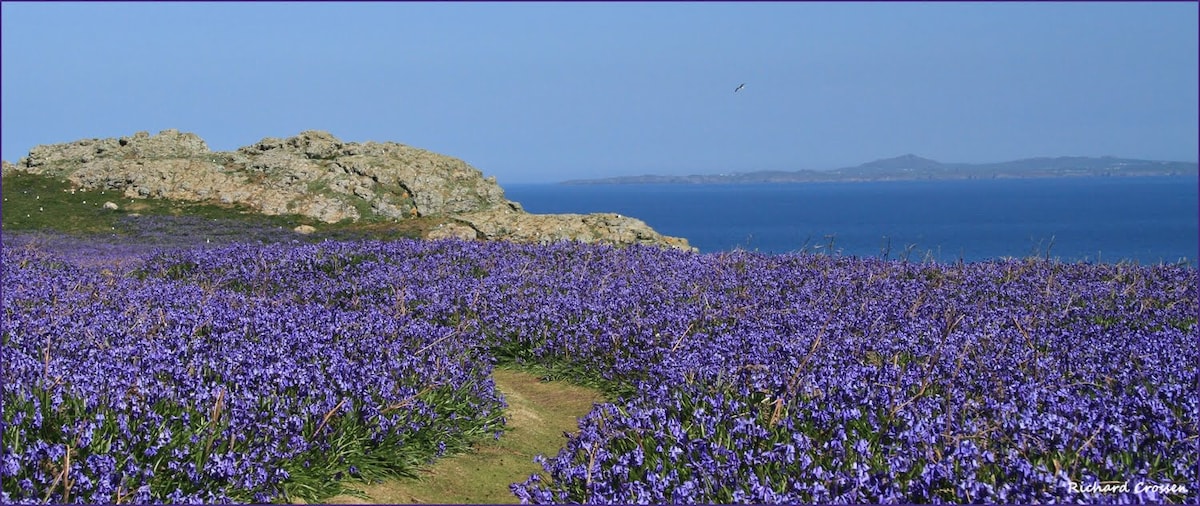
[{"x1": 563, "y1": 154, "x2": 1199, "y2": 184}]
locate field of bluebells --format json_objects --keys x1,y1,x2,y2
[{"x1": 3, "y1": 235, "x2": 1197, "y2": 503}]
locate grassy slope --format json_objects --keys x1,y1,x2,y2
[
  {"x1": 2, "y1": 171, "x2": 307, "y2": 233},
  {"x1": 0, "y1": 172, "x2": 450, "y2": 241},
  {"x1": 322, "y1": 368, "x2": 605, "y2": 504}
]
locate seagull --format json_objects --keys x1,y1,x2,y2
[{"x1": 734, "y1": 83, "x2": 746, "y2": 93}]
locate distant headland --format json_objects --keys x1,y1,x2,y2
[{"x1": 562, "y1": 154, "x2": 1199, "y2": 185}]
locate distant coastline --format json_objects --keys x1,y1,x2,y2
[{"x1": 561, "y1": 154, "x2": 1199, "y2": 185}]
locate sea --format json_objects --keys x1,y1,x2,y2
[{"x1": 505, "y1": 176, "x2": 1199, "y2": 265}]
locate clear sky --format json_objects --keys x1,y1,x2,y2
[{"x1": 2, "y1": 2, "x2": 1197, "y2": 183}]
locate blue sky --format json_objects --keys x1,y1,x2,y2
[{"x1": 2, "y1": 2, "x2": 1197, "y2": 183}]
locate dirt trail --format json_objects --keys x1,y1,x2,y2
[{"x1": 325, "y1": 368, "x2": 604, "y2": 504}]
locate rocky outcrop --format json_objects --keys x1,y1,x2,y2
[
  {"x1": 4, "y1": 129, "x2": 509, "y2": 223},
  {"x1": 3, "y1": 129, "x2": 693, "y2": 250}
]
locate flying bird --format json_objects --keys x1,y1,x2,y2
[{"x1": 734, "y1": 83, "x2": 746, "y2": 93}]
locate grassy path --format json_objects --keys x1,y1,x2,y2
[{"x1": 324, "y1": 368, "x2": 604, "y2": 504}]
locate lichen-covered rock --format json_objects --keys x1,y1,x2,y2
[
  {"x1": 3, "y1": 129, "x2": 694, "y2": 250},
  {"x1": 17, "y1": 129, "x2": 210, "y2": 170}
]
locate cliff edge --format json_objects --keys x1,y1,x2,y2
[{"x1": 2, "y1": 129, "x2": 693, "y2": 251}]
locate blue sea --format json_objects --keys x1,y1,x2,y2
[{"x1": 505, "y1": 176, "x2": 1199, "y2": 264}]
